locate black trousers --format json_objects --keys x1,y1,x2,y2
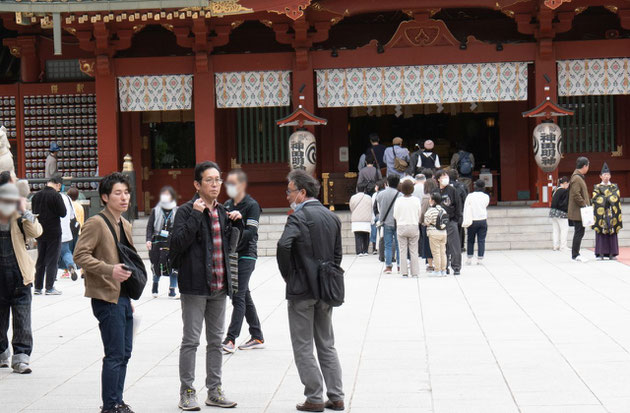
[
  {"x1": 354, "y1": 232, "x2": 370, "y2": 255},
  {"x1": 226, "y1": 258, "x2": 263, "y2": 341},
  {"x1": 34, "y1": 236, "x2": 62, "y2": 291},
  {"x1": 0, "y1": 267, "x2": 33, "y2": 359},
  {"x1": 570, "y1": 220, "x2": 585, "y2": 259}
]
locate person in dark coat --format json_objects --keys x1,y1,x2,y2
[
  {"x1": 435, "y1": 169, "x2": 462, "y2": 275},
  {"x1": 568, "y1": 156, "x2": 590, "y2": 261},
  {"x1": 277, "y1": 170, "x2": 344, "y2": 413},
  {"x1": 364, "y1": 133, "x2": 386, "y2": 175},
  {"x1": 549, "y1": 176, "x2": 570, "y2": 251},
  {"x1": 592, "y1": 162, "x2": 623, "y2": 260},
  {"x1": 31, "y1": 173, "x2": 66, "y2": 295},
  {"x1": 169, "y1": 161, "x2": 242, "y2": 410},
  {"x1": 448, "y1": 169, "x2": 468, "y2": 252},
  {"x1": 146, "y1": 185, "x2": 178, "y2": 298}
]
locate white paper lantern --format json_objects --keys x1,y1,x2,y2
[
  {"x1": 533, "y1": 122, "x2": 563, "y2": 173},
  {"x1": 288, "y1": 130, "x2": 316, "y2": 176}
]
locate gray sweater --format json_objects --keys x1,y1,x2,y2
[{"x1": 376, "y1": 187, "x2": 400, "y2": 227}]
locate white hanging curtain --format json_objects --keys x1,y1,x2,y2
[
  {"x1": 118, "y1": 75, "x2": 193, "y2": 112},
  {"x1": 558, "y1": 58, "x2": 630, "y2": 96},
  {"x1": 315, "y1": 62, "x2": 530, "y2": 108},
  {"x1": 215, "y1": 71, "x2": 291, "y2": 108}
]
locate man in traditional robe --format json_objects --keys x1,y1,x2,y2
[{"x1": 592, "y1": 162, "x2": 623, "y2": 260}]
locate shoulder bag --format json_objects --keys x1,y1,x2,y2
[
  {"x1": 98, "y1": 214, "x2": 147, "y2": 300},
  {"x1": 393, "y1": 147, "x2": 408, "y2": 172},
  {"x1": 302, "y1": 207, "x2": 345, "y2": 307}
]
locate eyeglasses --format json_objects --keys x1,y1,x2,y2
[
  {"x1": 203, "y1": 178, "x2": 223, "y2": 185},
  {"x1": 286, "y1": 189, "x2": 299, "y2": 195}
]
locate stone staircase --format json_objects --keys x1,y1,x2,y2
[{"x1": 130, "y1": 205, "x2": 630, "y2": 257}]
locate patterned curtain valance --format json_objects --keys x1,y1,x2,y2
[
  {"x1": 558, "y1": 58, "x2": 630, "y2": 96},
  {"x1": 118, "y1": 75, "x2": 193, "y2": 112},
  {"x1": 316, "y1": 62, "x2": 529, "y2": 108},
  {"x1": 215, "y1": 71, "x2": 291, "y2": 108}
]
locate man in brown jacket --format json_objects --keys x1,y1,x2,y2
[
  {"x1": 568, "y1": 156, "x2": 590, "y2": 262},
  {"x1": 74, "y1": 173, "x2": 135, "y2": 413}
]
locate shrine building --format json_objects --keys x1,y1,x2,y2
[{"x1": 0, "y1": 0, "x2": 628, "y2": 210}]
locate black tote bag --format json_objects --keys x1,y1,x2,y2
[{"x1": 99, "y1": 214, "x2": 148, "y2": 300}]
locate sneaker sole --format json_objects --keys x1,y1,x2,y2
[
  {"x1": 205, "y1": 400, "x2": 237, "y2": 408},
  {"x1": 238, "y1": 343, "x2": 265, "y2": 350},
  {"x1": 222, "y1": 347, "x2": 236, "y2": 354},
  {"x1": 178, "y1": 404, "x2": 201, "y2": 411},
  {"x1": 14, "y1": 367, "x2": 31, "y2": 374}
]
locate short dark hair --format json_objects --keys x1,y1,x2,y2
[
  {"x1": 48, "y1": 173, "x2": 63, "y2": 185},
  {"x1": 386, "y1": 174, "x2": 400, "y2": 189},
  {"x1": 365, "y1": 153, "x2": 375, "y2": 165},
  {"x1": 0, "y1": 171, "x2": 10, "y2": 186},
  {"x1": 434, "y1": 169, "x2": 448, "y2": 180},
  {"x1": 99, "y1": 172, "x2": 130, "y2": 204},
  {"x1": 576, "y1": 156, "x2": 589, "y2": 169},
  {"x1": 194, "y1": 161, "x2": 221, "y2": 182},
  {"x1": 375, "y1": 179, "x2": 385, "y2": 191},
  {"x1": 226, "y1": 169, "x2": 247, "y2": 183},
  {"x1": 430, "y1": 191, "x2": 442, "y2": 205},
  {"x1": 474, "y1": 179, "x2": 486, "y2": 191},
  {"x1": 288, "y1": 170, "x2": 320, "y2": 198},
  {"x1": 559, "y1": 176, "x2": 569, "y2": 184},
  {"x1": 424, "y1": 178, "x2": 438, "y2": 194},
  {"x1": 400, "y1": 179, "x2": 414, "y2": 196},
  {"x1": 422, "y1": 168, "x2": 433, "y2": 179},
  {"x1": 357, "y1": 182, "x2": 367, "y2": 193},
  {"x1": 67, "y1": 186, "x2": 79, "y2": 201},
  {"x1": 447, "y1": 169, "x2": 459, "y2": 180},
  {"x1": 160, "y1": 185, "x2": 177, "y2": 199},
  {"x1": 369, "y1": 133, "x2": 379, "y2": 143}
]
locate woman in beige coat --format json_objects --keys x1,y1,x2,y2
[{"x1": 350, "y1": 182, "x2": 374, "y2": 256}]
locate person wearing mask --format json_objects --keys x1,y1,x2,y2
[
  {"x1": 549, "y1": 176, "x2": 570, "y2": 252},
  {"x1": 418, "y1": 140, "x2": 441, "y2": 171},
  {"x1": 462, "y1": 180, "x2": 490, "y2": 265},
  {"x1": 364, "y1": 133, "x2": 386, "y2": 175},
  {"x1": 420, "y1": 177, "x2": 438, "y2": 272},
  {"x1": 383, "y1": 137, "x2": 410, "y2": 178},
  {"x1": 568, "y1": 156, "x2": 590, "y2": 262},
  {"x1": 450, "y1": 146, "x2": 475, "y2": 191},
  {"x1": 448, "y1": 169, "x2": 469, "y2": 251},
  {"x1": 222, "y1": 169, "x2": 265, "y2": 353},
  {"x1": 435, "y1": 170, "x2": 462, "y2": 275},
  {"x1": 45, "y1": 142, "x2": 60, "y2": 179},
  {"x1": 393, "y1": 180, "x2": 422, "y2": 278},
  {"x1": 73, "y1": 173, "x2": 136, "y2": 413},
  {"x1": 356, "y1": 153, "x2": 381, "y2": 194},
  {"x1": 592, "y1": 163, "x2": 623, "y2": 260},
  {"x1": 350, "y1": 182, "x2": 373, "y2": 256},
  {"x1": 376, "y1": 175, "x2": 401, "y2": 274},
  {"x1": 277, "y1": 170, "x2": 344, "y2": 413},
  {"x1": 424, "y1": 192, "x2": 448, "y2": 277},
  {"x1": 146, "y1": 186, "x2": 179, "y2": 298},
  {"x1": 31, "y1": 173, "x2": 66, "y2": 295},
  {"x1": 0, "y1": 183, "x2": 42, "y2": 374},
  {"x1": 169, "y1": 161, "x2": 241, "y2": 411},
  {"x1": 58, "y1": 189, "x2": 79, "y2": 281}
]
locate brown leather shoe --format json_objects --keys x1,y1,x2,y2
[
  {"x1": 296, "y1": 401, "x2": 325, "y2": 412},
  {"x1": 325, "y1": 399, "x2": 345, "y2": 411}
]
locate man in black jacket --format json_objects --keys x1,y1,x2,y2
[
  {"x1": 170, "y1": 161, "x2": 241, "y2": 411},
  {"x1": 32, "y1": 173, "x2": 66, "y2": 295},
  {"x1": 277, "y1": 170, "x2": 344, "y2": 413},
  {"x1": 222, "y1": 169, "x2": 264, "y2": 353},
  {"x1": 435, "y1": 169, "x2": 462, "y2": 275}
]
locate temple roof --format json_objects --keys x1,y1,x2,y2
[{"x1": 0, "y1": 0, "x2": 209, "y2": 12}]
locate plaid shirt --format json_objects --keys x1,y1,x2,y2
[{"x1": 208, "y1": 204, "x2": 226, "y2": 292}]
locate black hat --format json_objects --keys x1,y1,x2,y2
[{"x1": 601, "y1": 162, "x2": 610, "y2": 175}]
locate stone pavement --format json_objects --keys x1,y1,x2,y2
[{"x1": 2, "y1": 249, "x2": 630, "y2": 413}]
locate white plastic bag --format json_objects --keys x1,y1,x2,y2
[{"x1": 580, "y1": 206, "x2": 595, "y2": 227}]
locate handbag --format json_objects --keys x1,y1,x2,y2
[
  {"x1": 98, "y1": 214, "x2": 148, "y2": 300},
  {"x1": 302, "y1": 207, "x2": 345, "y2": 307},
  {"x1": 392, "y1": 147, "x2": 408, "y2": 172},
  {"x1": 580, "y1": 205, "x2": 595, "y2": 228},
  {"x1": 228, "y1": 226, "x2": 241, "y2": 297}
]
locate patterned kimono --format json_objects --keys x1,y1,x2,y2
[{"x1": 592, "y1": 182, "x2": 623, "y2": 257}]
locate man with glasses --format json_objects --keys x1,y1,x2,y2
[{"x1": 170, "y1": 161, "x2": 242, "y2": 411}]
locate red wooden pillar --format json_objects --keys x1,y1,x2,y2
[
  {"x1": 532, "y1": 46, "x2": 558, "y2": 207},
  {"x1": 95, "y1": 55, "x2": 120, "y2": 174},
  {"x1": 194, "y1": 52, "x2": 216, "y2": 163},
  {"x1": 17, "y1": 36, "x2": 39, "y2": 83}
]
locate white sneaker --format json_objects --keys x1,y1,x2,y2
[
  {"x1": 465, "y1": 258, "x2": 473, "y2": 265},
  {"x1": 574, "y1": 255, "x2": 588, "y2": 263},
  {"x1": 477, "y1": 257, "x2": 484, "y2": 265}
]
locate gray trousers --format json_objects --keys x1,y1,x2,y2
[
  {"x1": 288, "y1": 299, "x2": 344, "y2": 404},
  {"x1": 179, "y1": 291, "x2": 227, "y2": 394},
  {"x1": 446, "y1": 220, "x2": 462, "y2": 271}
]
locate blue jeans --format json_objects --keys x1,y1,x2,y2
[
  {"x1": 370, "y1": 224, "x2": 377, "y2": 244},
  {"x1": 152, "y1": 273, "x2": 177, "y2": 290},
  {"x1": 383, "y1": 225, "x2": 400, "y2": 267},
  {"x1": 92, "y1": 296, "x2": 133, "y2": 410},
  {"x1": 58, "y1": 241, "x2": 76, "y2": 270},
  {"x1": 226, "y1": 258, "x2": 263, "y2": 341}
]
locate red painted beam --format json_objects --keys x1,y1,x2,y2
[{"x1": 114, "y1": 56, "x2": 194, "y2": 76}]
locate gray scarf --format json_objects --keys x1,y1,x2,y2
[{"x1": 153, "y1": 202, "x2": 177, "y2": 236}]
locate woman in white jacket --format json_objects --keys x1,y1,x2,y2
[
  {"x1": 350, "y1": 183, "x2": 374, "y2": 256},
  {"x1": 462, "y1": 179, "x2": 490, "y2": 264},
  {"x1": 393, "y1": 179, "x2": 422, "y2": 277}
]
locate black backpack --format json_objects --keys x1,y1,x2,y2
[
  {"x1": 458, "y1": 151, "x2": 473, "y2": 175},
  {"x1": 435, "y1": 207, "x2": 450, "y2": 230}
]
